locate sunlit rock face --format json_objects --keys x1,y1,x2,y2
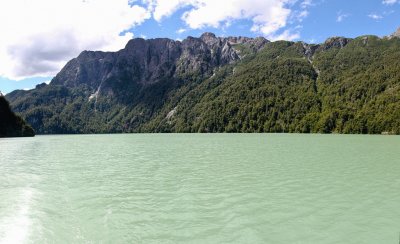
[{"x1": 50, "y1": 33, "x2": 269, "y2": 96}]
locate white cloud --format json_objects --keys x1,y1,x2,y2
[
  {"x1": 295, "y1": 10, "x2": 309, "y2": 22},
  {"x1": 149, "y1": 0, "x2": 303, "y2": 40},
  {"x1": 185, "y1": 1, "x2": 290, "y2": 37},
  {"x1": 301, "y1": 0, "x2": 313, "y2": 8},
  {"x1": 0, "y1": 0, "x2": 150, "y2": 80},
  {"x1": 336, "y1": 12, "x2": 350, "y2": 22},
  {"x1": 382, "y1": 0, "x2": 399, "y2": 5},
  {"x1": 176, "y1": 28, "x2": 187, "y2": 34},
  {"x1": 146, "y1": 0, "x2": 191, "y2": 21},
  {"x1": 269, "y1": 29, "x2": 300, "y2": 41},
  {"x1": 368, "y1": 14, "x2": 383, "y2": 20},
  {"x1": 1, "y1": 0, "x2": 312, "y2": 80}
]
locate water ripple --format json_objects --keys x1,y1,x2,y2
[{"x1": 0, "y1": 134, "x2": 400, "y2": 243}]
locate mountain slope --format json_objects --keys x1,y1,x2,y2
[
  {"x1": 0, "y1": 95, "x2": 35, "y2": 137},
  {"x1": 6, "y1": 33, "x2": 400, "y2": 134}
]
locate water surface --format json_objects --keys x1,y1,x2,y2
[{"x1": 1, "y1": 134, "x2": 399, "y2": 243}]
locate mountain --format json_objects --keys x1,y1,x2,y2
[
  {"x1": 6, "y1": 31, "x2": 400, "y2": 134},
  {"x1": 51, "y1": 33, "x2": 267, "y2": 90},
  {"x1": 0, "y1": 95, "x2": 35, "y2": 137}
]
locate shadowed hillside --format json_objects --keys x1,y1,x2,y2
[{"x1": 0, "y1": 94, "x2": 35, "y2": 137}]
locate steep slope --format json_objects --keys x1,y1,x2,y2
[
  {"x1": 6, "y1": 33, "x2": 400, "y2": 134},
  {"x1": 0, "y1": 95, "x2": 35, "y2": 137},
  {"x1": 144, "y1": 36, "x2": 400, "y2": 134}
]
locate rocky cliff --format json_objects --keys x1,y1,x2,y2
[{"x1": 51, "y1": 33, "x2": 268, "y2": 97}]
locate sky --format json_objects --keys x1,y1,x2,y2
[{"x1": 0, "y1": 0, "x2": 399, "y2": 94}]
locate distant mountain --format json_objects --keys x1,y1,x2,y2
[
  {"x1": 0, "y1": 95, "x2": 35, "y2": 137},
  {"x1": 6, "y1": 30, "x2": 400, "y2": 134}
]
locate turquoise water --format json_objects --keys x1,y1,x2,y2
[{"x1": 0, "y1": 134, "x2": 399, "y2": 243}]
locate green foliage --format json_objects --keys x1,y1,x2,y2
[
  {"x1": 0, "y1": 96, "x2": 35, "y2": 137},
  {"x1": 7, "y1": 37, "x2": 400, "y2": 134}
]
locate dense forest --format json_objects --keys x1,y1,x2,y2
[
  {"x1": 6, "y1": 34, "x2": 400, "y2": 134},
  {"x1": 0, "y1": 95, "x2": 35, "y2": 137}
]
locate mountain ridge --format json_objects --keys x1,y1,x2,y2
[
  {"x1": 50, "y1": 33, "x2": 269, "y2": 89},
  {"x1": 6, "y1": 31, "x2": 400, "y2": 134}
]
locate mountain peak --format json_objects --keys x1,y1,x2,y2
[
  {"x1": 200, "y1": 32, "x2": 219, "y2": 45},
  {"x1": 200, "y1": 32, "x2": 217, "y2": 39}
]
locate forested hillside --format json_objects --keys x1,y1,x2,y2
[{"x1": 0, "y1": 95, "x2": 35, "y2": 137}]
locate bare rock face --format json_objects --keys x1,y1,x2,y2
[
  {"x1": 51, "y1": 51, "x2": 114, "y2": 89},
  {"x1": 51, "y1": 33, "x2": 269, "y2": 95},
  {"x1": 322, "y1": 37, "x2": 351, "y2": 50},
  {"x1": 300, "y1": 42, "x2": 320, "y2": 59}
]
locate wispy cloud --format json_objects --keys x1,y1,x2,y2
[
  {"x1": 336, "y1": 11, "x2": 350, "y2": 22},
  {"x1": 368, "y1": 14, "x2": 383, "y2": 20},
  {"x1": 382, "y1": 0, "x2": 399, "y2": 5},
  {"x1": 297, "y1": 10, "x2": 309, "y2": 22},
  {"x1": 301, "y1": 0, "x2": 313, "y2": 8},
  {"x1": 176, "y1": 28, "x2": 187, "y2": 34}
]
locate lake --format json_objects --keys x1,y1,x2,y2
[{"x1": 0, "y1": 134, "x2": 399, "y2": 243}]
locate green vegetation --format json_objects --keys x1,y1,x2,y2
[
  {"x1": 0, "y1": 95, "x2": 35, "y2": 137},
  {"x1": 7, "y1": 36, "x2": 400, "y2": 134}
]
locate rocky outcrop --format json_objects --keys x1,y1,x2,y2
[
  {"x1": 322, "y1": 37, "x2": 351, "y2": 50},
  {"x1": 300, "y1": 42, "x2": 320, "y2": 59},
  {"x1": 298, "y1": 37, "x2": 352, "y2": 61}
]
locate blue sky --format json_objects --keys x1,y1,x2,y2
[{"x1": 0, "y1": 0, "x2": 399, "y2": 94}]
